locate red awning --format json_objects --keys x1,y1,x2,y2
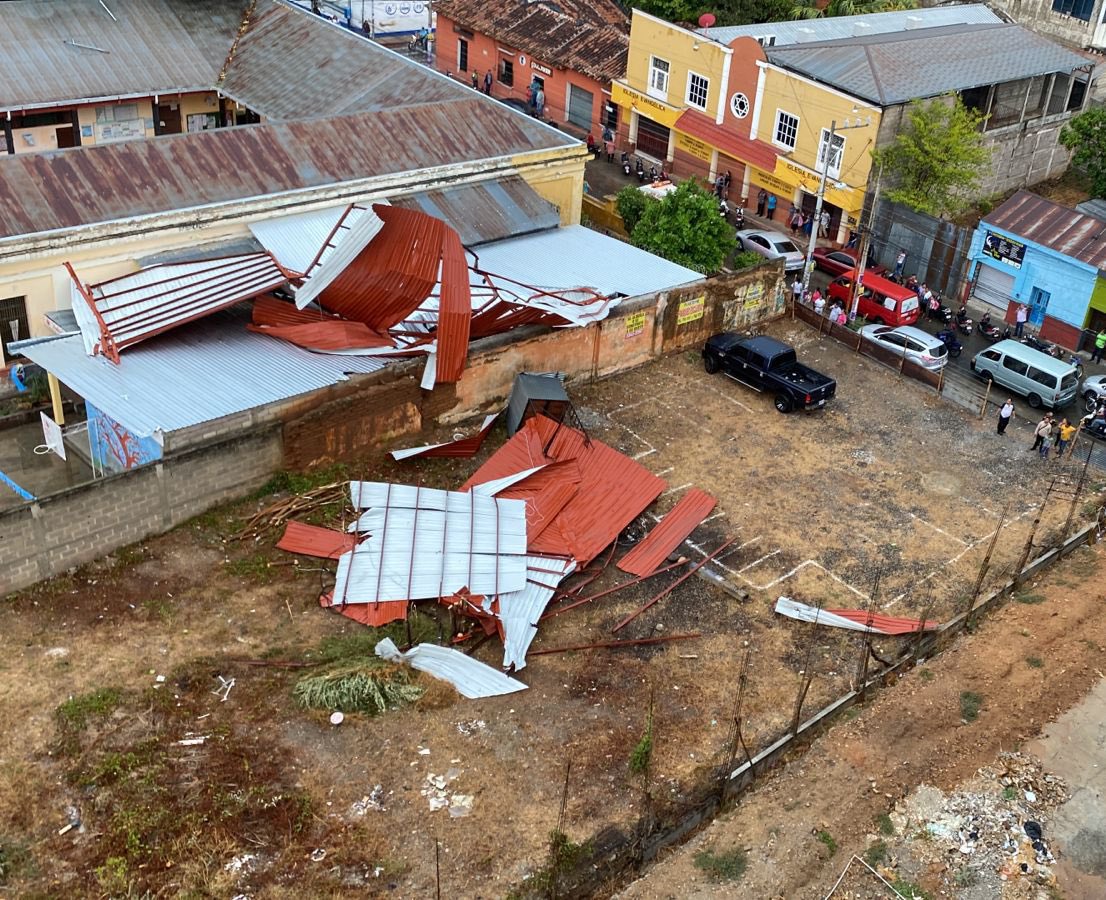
[{"x1": 674, "y1": 108, "x2": 779, "y2": 173}]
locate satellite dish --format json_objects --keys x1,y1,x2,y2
[{"x1": 698, "y1": 12, "x2": 716, "y2": 27}]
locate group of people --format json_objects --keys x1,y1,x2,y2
[
  {"x1": 791, "y1": 277, "x2": 847, "y2": 324},
  {"x1": 997, "y1": 402, "x2": 1077, "y2": 459},
  {"x1": 784, "y1": 204, "x2": 831, "y2": 239}
]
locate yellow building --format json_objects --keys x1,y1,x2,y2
[{"x1": 747, "y1": 62, "x2": 881, "y2": 241}]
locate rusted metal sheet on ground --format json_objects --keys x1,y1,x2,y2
[
  {"x1": 616, "y1": 488, "x2": 716, "y2": 577},
  {"x1": 276, "y1": 521, "x2": 358, "y2": 560},
  {"x1": 463, "y1": 415, "x2": 666, "y2": 566},
  {"x1": 319, "y1": 592, "x2": 409, "y2": 626}
]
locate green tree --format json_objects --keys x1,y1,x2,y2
[
  {"x1": 629, "y1": 179, "x2": 736, "y2": 273},
  {"x1": 616, "y1": 184, "x2": 651, "y2": 234},
  {"x1": 788, "y1": 0, "x2": 916, "y2": 19},
  {"x1": 871, "y1": 95, "x2": 991, "y2": 217},
  {"x1": 1060, "y1": 107, "x2": 1106, "y2": 198},
  {"x1": 634, "y1": 0, "x2": 791, "y2": 27}
]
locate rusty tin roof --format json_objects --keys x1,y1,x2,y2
[
  {"x1": 984, "y1": 190, "x2": 1106, "y2": 273},
  {"x1": 433, "y1": 0, "x2": 629, "y2": 83}
]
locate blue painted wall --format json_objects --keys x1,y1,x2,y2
[
  {"x1": 86, "y1": 403, "x2": 162, "y2": 473},
  {"x1": 968, "y1": 224, "x2": 1097, "y2": 328}
]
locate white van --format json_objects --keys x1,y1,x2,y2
[{"x1": 970, "y1": 340, "x2": 1079, "y2": 409}]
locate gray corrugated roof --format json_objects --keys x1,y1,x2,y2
[
  {"x1": 471, "y1": 224, "x2": 703, "y2": 291},
  {"x1": 1076, "y1": 199, "x2": 1106, "y2": 222},
  {"x1": 0, "y1": 0, "x2": 239, "y2": 110},
  {"x1": 765, "y1": 23, "x2": 1092, "y2": 105},
  {"x1": 219, "y1": 2, "x2": 467, "y2": 119},
  {"x1": 389, "y1": 177, "x2": 561, "y2": 247},
  {"x1": 701, "y1": 3, "x2": 1001, "y2": 47},
  {"x1": 14, "y1": 307, "x2": 389, "y2": 438}
]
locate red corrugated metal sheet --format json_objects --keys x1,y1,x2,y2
[
  {"x1": 824, "y1": 610, "x2": 940, "y2": 635},
  {"x1": 674, "y1": 109, "x2": 780, "y2": 173},
  {"x1": 616, "y1": 488, "x2": 716, "y2": 577},
  {"x1": 320, "y1": 592, "x2": 409, "y2": 626},
  {"x1": 462, "y1": 415, "x2": 666, "y2": 565},
  {"x1": 315, "y1": 205, "x2": 471, "y2": 383},
  {"x1": 276, "y1": 521, "x2": 358, "y2": 559}
]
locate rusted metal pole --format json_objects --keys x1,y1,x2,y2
[
  {"x1": 978, "y1": 379, "x2": 992, "y2": 419},
  {"x1": 1063, "y1": 444, "x2": 1094, "y2": 539},
  {"x1": 791, "y1": 599, "x2": 823, "y2": 736},
  {"x1": 541, "y1": 557, "x2": 689, "y2": 621},
  {"x1": 857, "y1": 571, "x2": 880, "y2": 700},
  {"x1": 611, "y1": 537, "x2": 737, "y2": 633},
  {"x1": 1015, "y1": 479, "x2": 1056, "y2": 584},
  {"x1": 963, "y1": 503, "x2": 1008, "y2": 631},
  {"x1": 530, "y1": 633, "x2": 701, "y2": 656}
]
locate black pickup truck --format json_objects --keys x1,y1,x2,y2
[{"x1": 702, "y1": 333, "x2": 836, "y2": 413}]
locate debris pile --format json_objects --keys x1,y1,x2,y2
[
  {"x1": 269, "y1": 390, "x2": 724, "y2": 700},
  {"x1": 872, "y1": 752, "x2": 1068, "y2": 896}
]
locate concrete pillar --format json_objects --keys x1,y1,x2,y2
[{"x1": 48, "y1": 372, "x2": 65, "y2": 426}]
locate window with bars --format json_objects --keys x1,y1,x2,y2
[
  {"x1": 458, "y1": 38, "x2": 468, "y2": 72},
  {"x1": 498, "y1": 58, "x2": 514, "y2": 86},
  {"x1": 773, "y1": 109, "x2": 799, "y2": 150},
  {"x1": 0, "y1": 296, "x2": 29, "y2": 362},
  {"x1": 687, "y1": 72, "x2": 709, "y2": 110}
]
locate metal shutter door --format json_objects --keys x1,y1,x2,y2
[
  {"x1": 972, "y1": 262, "x2": 1016, "y2": 310},
  {"x1": 567, "y1": 84, "x2": 593, "y2": 130}
]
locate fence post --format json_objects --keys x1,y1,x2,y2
[{"x1": 978, "y1": 379, "x2": 992, "y2": 420}]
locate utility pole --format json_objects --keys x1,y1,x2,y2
[
  {"x1": 801, "y1": 117, "x2": 871, "y2": 299},
  {"x1": 849, "y1": 159, "x2": 883, "y2": 322}
]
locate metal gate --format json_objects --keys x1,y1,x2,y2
[
  {"x1": 567, "y1": 83, "x2": 593, "y2": 131},
  {"x1": 972, "y1": 261, "x2": 1016, "y2": 310}
]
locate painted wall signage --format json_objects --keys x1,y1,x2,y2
[
  {"x1": 677, "y1": 295, "x2": 706, "y2": 325},
  {"x1": 531, "y1": 60, "x2": 553, "y2": 76},
  {"x1": 625, "y1": 311, "x2": 647, "y2": 337},
  {"x1": 982, "y1": 230, "x2": 1026, "y2": 270},
  {"x1": 675, "y1": 131, "x2": 711, "y2": 162}
]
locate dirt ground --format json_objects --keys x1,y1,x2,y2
[
  {"x1": 0, "y1": 317, "x2": 1099, "y2": 898},
  {"x1": 613, "y1": 540, "x2": 1106, "y2": 900}
]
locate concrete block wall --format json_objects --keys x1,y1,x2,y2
[
  {"x1": 2, "y1": 266, "x2": 787, "y2": 594},
  {"x1": 1, "y1": 427, "x2": 281, "y2": 595}
]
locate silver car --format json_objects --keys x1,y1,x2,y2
[
  {"x1": 735, "y1": 228, "x2": 804, "y2": 272},
  {"x1": 1080, "y1": 373, "x2": 1106, "y2": 412},
  {"x1": 860, "y1": 324, "x2": 949, "y2": 371}
]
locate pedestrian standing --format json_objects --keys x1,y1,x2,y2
[
  {"x1": 802, "y1": 216, "x2": 814, "y2": 239},
  {"x1": 766, "y1": 194, "x2": 777, "y2": 220},
  {"x1": 1015, "y1": 303, "x2": 1028, "y2": 337},
  {"x1": 715, "y1": 174, "x2": 726, "y2": 198},
  {"x1": 471, "y1": 70, "x2": 479, "y2": 90},
  {"x1": 535, "y1": 87, "x2": 545, "y2": 117},
  {"x1": 828, "y1": 301, "x2": 842, "y2": 324},
  {"x1": 789, "y1": 209, "x2": 803, "y2": 235},
  {"x1": 997, "y1": 399, "x2": 1014, "y2": 435},
  {"x1": 1092, "y1": 329, "x2": 1106, "y2": 364},
  {"x1": 756, "y1": 188, "x2": 767, "y2": 218},
  {"x1": 1057, "y1": 418, "x2": 1076, "y2": 457},
  {"x1": 1031, "y1": 414, "x2": 1052, "y2": 454},
  {"x1": 894, "y1": 251, "x2": 906, "y2": 279},
  {"x1": 819, "y1": 209, "x2": 830, "y2": 238},
  {"x1": 483, "y1": 70, "x2": 493, "y2": 94},
  {"x1": 812, "y1": 289, "x2": 825, "y2": 316},
  {"x1": 723, "y1": 170, "x2": 732, "y2": 199},
  {"x1": 791, "y1": 276, "x2": 803, "y2": 305}
]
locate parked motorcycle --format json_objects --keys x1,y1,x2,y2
[
  {"x1": 621, "y1": 152, "x2": 632, "y2": 177},
  {"x1": 733, "y1": 205, "x2": 745, "y2": 229},
  {"x1": 955, "y1": 306, "x2": 973, "y2": 336},
  {"x1": 635, "y1": 159, "x2": 646, "y2": 183},
  {"x1": 926, "y1": 297, "x2": 953, "y2": 325},
  {"x1": 935, "y1": 329, "x2": 963, "y2": 358},
  {"x1": 978, "y1": 313, "x2": 1006, "y2": 342},
  {"x1": 1020, "y1": 333, "x2": 1084, "y2": 376}
]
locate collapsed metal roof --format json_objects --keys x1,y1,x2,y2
[{"x1": 13, "y1": 307, "x2": 389, "y2": 440}]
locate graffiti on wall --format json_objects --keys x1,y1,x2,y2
[{"x1": 86, "y1": 403, "x2": 161, "y2": 473}]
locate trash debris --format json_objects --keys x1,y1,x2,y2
[
  {"x1": 212, "y1": 675, "x2": 235, "y2": 702},
  {"x1": 390, "y1": 412, "x2": 499, "y2": 460},
  {"x1": 349, "y1": 785, "x2": 387, "y2": 816},
  {"x1": 310, "y1": 848, "x2": 327, "y2": 863},
  {"x1": 177, "y1": 735, "x2": 208, "y2": 746},
  {"x1": 329, "y1": 711, "x2": 344, "y2": 726},
  {"x1": 421, "y1": 769, "x2": 473, "y2": 816},
  {"x1": 375, "y1": 638, "x2": 527, "y2": 699},
  {"x1": 775, "y1": 596, "x2": 940, "y2": 635},
  {"x1": 456, "y1": 719, "x2": 486, "y2": 736},
  {"x1": 224, "y1": 853, "x2": 257, "y2": 874}
]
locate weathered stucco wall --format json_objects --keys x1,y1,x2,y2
[{"x1": 2, "y1": 261, "x2": 786, "y2": 594}]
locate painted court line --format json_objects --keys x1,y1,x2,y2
[
  {"x1": 660, "y1": 482, "x2": 694, "y2": 496},
  {"x1": 908, "y1": 513, "x2": 968, "y2": 547},
  {"x1": 737, "y1": 549, "x2": 781, "y2": 574}
]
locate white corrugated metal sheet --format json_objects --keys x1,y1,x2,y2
[
  {"x1": 71, "y1": 254, "x2": 290, "y2": 357},
  {"x1": 15, "y1": 308, "x2": 388, "y2": 439},
  {"x1": 470, "y1": 225, "x2": 703, "y2": 297},
  {"x1": 375, "y1": 638, "x2": 528, "y2": 698},
  {"x1": 775, "y1": 597, "x2": 878, "y2": 633},
  {"x1": 469, "y1": 465, "x2": 548, "y2": 497},
  {"x1": 332, "y1": 547, "x2": 527, "y2": 602},
  {"x1": 248, "y1": 205, "x2": 347, "y2": 274},
  {"x1": 293, "y1": 204, "x2": 386, "y2": 308},
  {"x1": 498, "y1": 556, "x2": 576, "y2": 670}
]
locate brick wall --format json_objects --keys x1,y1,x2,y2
[
  {"x1": 1, "y1": 426, "x2": 282, "y2": 595},
  {"x1": 3, "y1": 264, "x2": 786, "y2": 594}
]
